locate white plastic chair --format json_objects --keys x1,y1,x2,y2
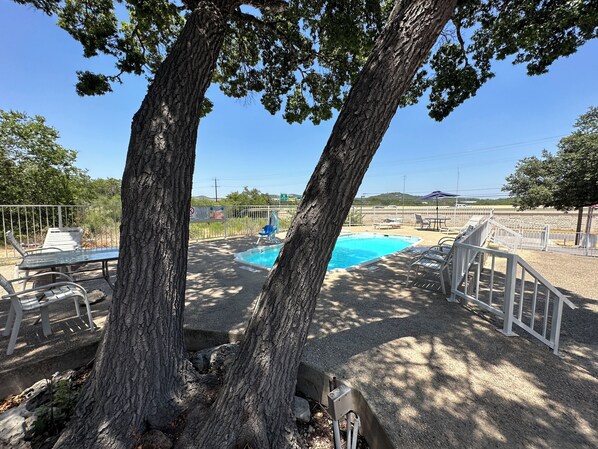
[{"x1": 0, "y1": 272, "x2": 95, "y2": 355}]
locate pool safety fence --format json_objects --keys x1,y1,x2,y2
[
  {"x1": 2, "y1": 204, "x2": 596, "y2": 263},
  {"x1": 0, "y1": 204, "x2": 300, "y2": 263}
]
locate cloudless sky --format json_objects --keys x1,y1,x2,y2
[{"x1": 1, "y1": 2, "x2": 597, "y2": 200}]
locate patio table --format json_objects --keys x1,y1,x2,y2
[
  {"x1": 18, "y1": 247, "x2": 119, "y2": 289},
  {"x1": 426, "y1": 217, "x2": 450, "y2": 231}
]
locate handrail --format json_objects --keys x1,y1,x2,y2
[
  {"x1": 450, "y1": 240, "x2": 575, "y2": 354},
  {"x1": 488, "y1": 218, "x2": 522, "y2": 252},
  {"x1": 516, "y1": 256, "x2": 576, "y2": 309}
]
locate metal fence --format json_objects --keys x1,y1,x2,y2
[
  {"x1": 345, "y1": 205, "x2": 497, "y2": 227},
  {"x1": 1, "y1": 205, "x2": 121, "y2": 262},
  {"x1": 0, "y1": 204, "x2": 301, "y2": 263},
  {"x1": 2, "y1": 204, "x2": 596, "y2": 263}
]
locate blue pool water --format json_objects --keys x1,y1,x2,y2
[{"x1": 235, "y1": 233, "x2": 420, "y2": 270}]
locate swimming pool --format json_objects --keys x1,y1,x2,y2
[{"x1": 235, "y1": 233, "x2": 420, "y2": 271}]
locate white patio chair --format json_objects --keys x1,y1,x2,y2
[
  {"x1": 406, "y1": 244, "x2": 454, "y2": 294},
  {"x1": 0, "y1": 271, "x2": 95, "y2": 355},
  {"x1": 415, "y1": 214, "x2": 431, "y2": 230}
]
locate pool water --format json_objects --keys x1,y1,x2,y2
[{"x1": 235, "y1": 233, "x2": 420, "y2": 270}]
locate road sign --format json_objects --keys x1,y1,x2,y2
[{"x1": 280, "y1": 194, "x2": 288, "y2": 201}]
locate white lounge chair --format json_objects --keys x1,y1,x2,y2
[
  {"x1": 43, "y1": 227, "x2": 83, "y2": 251},
  {"x1": 1, "y1": 271, "x2": 95, "y2": 355},
  {"x1": 373, "y1": 218, "x2": 402, "y2": 229},
  {"x1": 6, "y1": 231, "x2": 64, "y2": 277},
  {"x1": 440, "y1": 215, "x2": 483, "y2": 234},
  {"x1": 406, "y1": 244, "x2": 454, "y2": 294}
]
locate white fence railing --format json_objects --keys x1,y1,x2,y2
[
  {"x1": 493, "y1": 218, "x2": 597, "y2": 256},
  {"x1": 450, "y1": 218, "x2": 494, "y2": 290},
  {"x1": 3, "y1": 204, "x2": 596, "y2": 263},
  {"x1": 450, "y1": 242, "x2": 576, "y2": 354},
  {"x1": 488, "y1": 219, "x2": 523, "y2": 252}
]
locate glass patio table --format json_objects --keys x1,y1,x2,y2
[
  {"x1": 425, "y1": 217, "x2": 450, "y2": 231},
  {"x1": 18, "y1": 247, "x2": 119, "y2": 289}
]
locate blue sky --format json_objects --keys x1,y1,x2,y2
[{"x1": 1, "y1": 2, "x2": 597, "y2": 200}]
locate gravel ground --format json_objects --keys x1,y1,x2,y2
[{"x1": 1, "y1": 228, "x2": 597, "y2": 449}]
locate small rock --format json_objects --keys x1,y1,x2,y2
[
  {"x1": 82, "y1": 289, "x2": 106, "y2": 305},
  {"x1": 22, "y1": 379, "x2": 49, "y2": 408},
  {"x1": 208, "y1": 343, "x2": 239, "y2": 372},
  {"x1": 293, "y1": 396, "x2": 311, "y2": 423},
  {"x1": 189, "y1": 352, "x2": 209, "y2": 373},
  {"x1": 0, "y1": 403, "x2": 34, "y2": 449},
  {"x1": 138, "y1": 429, "x2": 173, "y2": 449},
  {"x1": 52, "y1": 369, "x2": 76, "y2": 383}
]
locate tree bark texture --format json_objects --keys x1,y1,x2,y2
[
  {"x1": 54, "y1": 2, "x2": 240, "y2": 448},
  {"x1": 180, "y1": 0, "x2": 458, "y2": 447}
]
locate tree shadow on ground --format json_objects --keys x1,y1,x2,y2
[{"x1": 183, "y1": 239, "x2": 597, "y2": 448}]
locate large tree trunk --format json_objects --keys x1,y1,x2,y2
[
  {"x1": 179, "y1": 1, "x2": 457, "y2": 447},
  {"x1": 54, "y1": 2, "x2": 239, "y2": 448}
]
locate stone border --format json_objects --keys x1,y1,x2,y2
[{"x1": 2, "y1": 328, "x2": 393, "y2": 449}]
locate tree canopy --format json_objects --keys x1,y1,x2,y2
[
  {"x1": 10, "y1": 1, "x2": 598, "y2": 448},
  {"x1": 17, "y1": 0, "x2": 598, "y2": 122},
  {"x1": 503, "y1": 106, "x2": 598, "y2": 211},
  {"x1": 0, "y1": 109, "x2": 91, "y2": 204}
]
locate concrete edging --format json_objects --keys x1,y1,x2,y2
[{"x1": 2, "y1": 328, "x2": 393, "y2": 449}]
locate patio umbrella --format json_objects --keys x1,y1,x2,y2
[{"x1": 421, "y1": 190, "x2": 458, "y2": 223}]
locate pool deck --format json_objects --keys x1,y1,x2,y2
[{"x1": 1, "y1": 227, "x2": 597, "y2": 448}]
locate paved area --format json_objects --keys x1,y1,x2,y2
[{"x1": 1, "y1": 227, "x2": 597, "y2": 448}]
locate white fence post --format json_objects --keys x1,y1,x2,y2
[
  {"x1": 500, "y1": 254, "x2": 518, "y2": 336},
  {"x1": 448, "y1": 244, "x2": 462, "y2": 303},
  {"x1": 543, "y1": 225, "x2": 550, "y2": 251}
]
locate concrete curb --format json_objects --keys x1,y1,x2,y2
[{"x1": 1, "y1": 327, "x2": 393, "y2": 449}]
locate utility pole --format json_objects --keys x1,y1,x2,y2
[
  {"x1": 214, "y1": 178, "x2": 219, "y2": 202},
  {"x1": 454, "y1": 168, "x2": 460, "y2": 221},
  {"x1": 455, "y1": 168, "x2": 460, "y2": 207}
]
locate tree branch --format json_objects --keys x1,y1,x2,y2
[
  {"x1": 182, "y1": 0, "x2": 288, "y2": 13},
  {"x1": 232, "y1": 10, "x2": 313, "y2": 64},
  {"x1": 451, "y1": 15, "x2": 469, "y2": 66}
]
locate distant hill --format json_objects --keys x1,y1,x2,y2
[
  {"x1": 191, "y1": 196, "x2": 215, "y2": 205},
  {"x1": 360, "y1": 192, "x2": 421, "y2": 206}
]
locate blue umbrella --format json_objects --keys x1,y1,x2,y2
[{"x1": 421, "y1": 190, "x2": 458, "y2": 223}]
